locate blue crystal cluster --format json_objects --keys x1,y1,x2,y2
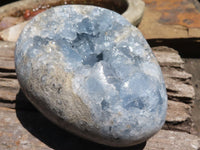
[{"x1": 15, "y1": 5, "x2": 167, "y2": 147}]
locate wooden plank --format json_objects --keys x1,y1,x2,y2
[
  {"x1": 161, "y1": 67, "x2": 192, "y2": 83},
  {"x1": 153, "y1": 46, "x2": 184, "y2": 68},
  {"x1": 166, "y1": 101, "x2": 191, "y2": 123},
  {"x1": 0, "y1": 107, "x2": 50, "y2": 150},
  {"x1": 163, "y1": 100, "x2": 193, "y2": 134},
  {"x1": 0, "y1": 72, "x2": 16, "y2": 78},
  {"x1": 0, "y1": 106, "x2": 199, "y2": 150},
  {"x1": 0, "y1": 41, "x2": 15, "y2": 70},
  {"x1": 165, "y1": 78, "x2": 195, "y2": 102},
  {"x1": 153, "y1": 46, "x2": 195, "y2": 103},
  {"x1": 145, "y1": 130, "x2": 200, "y2": 150},
  {"x1": 139, "y1": 0, "x2": 200, "y2": 39},
  {"x1": 0, "y1": 59, "x2": 15, "y2": 70},
  {"x1": 0, "y1": 78, "x2": 19, "y2": 101}
]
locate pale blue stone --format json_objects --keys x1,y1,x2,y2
[{"x1": 15, "y1": 5, "x2": 168, "y2": 147}]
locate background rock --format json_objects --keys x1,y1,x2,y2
[
  {"x1": 0, "y1": 21, "x2": 28, "y2": 42},
  {"x1": 122, "y1": 0, "x2": 145, "y2": 26}
]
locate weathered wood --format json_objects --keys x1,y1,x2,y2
[
  {"x1": 153, "y1": 46, "x2": 195, "y2": 133},
  {"x1": 139, "y1": 0, "x2": 200, "y2": 39},
  {"x1": 145, "y1": 130, "x2": 200, "y2": 150},
  {"x1": 163, "y1": 100, "x2": 194, "y2": 134},
  {"x1": 0, "y1": 107, "x2": 50, "y2": 150},
  {"x1": 0, "y1": 41, "x2": 15, "y2": 70},
  {"x1": 162, "y1": 67, "x2": 192, "y2": 83},
  {"x1": 0, "y1": 42, "x2": 18, "y2": 109},
  {"x1": 0, "y1": 106, "x2": 199, "y2": 150},
  {"x1": 0, "y1": 72, "x2": 16, "y2": 78},
  {"x1": 0, "y1": 78, "x2": 19, "y2": 101},
  {"x1": 166, "y1": 100, "x2": 191, "y2": 123},
  {"x1": 0, "y1": 59, "x2": 15, "y2": 70},
  {"x1": 153, "y1": 46, "x2": 184, "y2": 68},
  {"x1": 165, "y1": 78, "x2": 195, "y2": 103},
  {"x1": 153, "y1": 46, "x2": 195, "y2": 103}
]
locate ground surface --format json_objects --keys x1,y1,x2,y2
[{"x1": 184, "y1": 58, "x2": 200, "y2": 137}]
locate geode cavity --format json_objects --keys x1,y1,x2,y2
[{"x1": 15, "y1": 5, "x2": 167, "y2": 147}]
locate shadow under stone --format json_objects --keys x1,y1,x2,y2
[{"x1": 16, "y1": 89, "x2": 146, "y2": 150}]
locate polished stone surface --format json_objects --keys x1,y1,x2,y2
[{"x1": 15, "y1": 5, "x2": 167, "y2": 147}]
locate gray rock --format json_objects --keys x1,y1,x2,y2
[
  {"x1": 15, "y1": 5, "x2": 167, "y2": 147},
  {"x1": 123, "y1": 0, "x2": 145, "y2": 26}
]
